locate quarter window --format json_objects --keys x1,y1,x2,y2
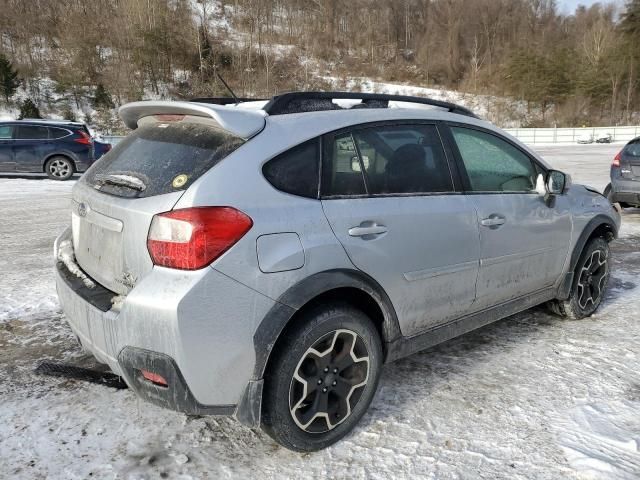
[
  {"x1": 263, "y1": 139, "x2": 320, "y2": 198},
  {"x1": 16, "y1": 125, "x2": 49, "y2": 140},
  {"x1": 48, "y1": 127, "x2": 71, "y2": 139},
  {"x1": 451, "y1": 127, "x2": 539, "y2": 192}
]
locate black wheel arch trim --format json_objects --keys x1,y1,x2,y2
[
  {"x1": 557, "y1": 214, "x2": 617, "y2": 300},
  {"x1": 251, "y1": 268, "x2": 401, "y2": 381}
]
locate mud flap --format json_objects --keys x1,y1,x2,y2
[{"x1": 34, "y1": 361, "x2": 127, "y2": 389}]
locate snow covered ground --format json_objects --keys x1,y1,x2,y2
[{"x1": 1, "y1": 145, "x2": 639, "y2": 479}]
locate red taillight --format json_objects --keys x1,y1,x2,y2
[
  {"x1": 140, "y1": 369, "x2": 168, "y2": 387},
  {"x1": 147, "y1": 207, "x2": 253, "y2": 270},
  {"x1": 74, "y1": 130, "x2": 92, "y2": 145},
  {"x1": 154, "y1": 114, "x2": 185, "y2": 122},
  {"x1": 612, "y1": 150, "x2": 622, "y2": 167}
]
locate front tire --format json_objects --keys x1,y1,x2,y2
[
  {"x1": 45, "y1": 156, "x2": 75, "y2": 180},
  {"x1": 262, "y1": 303, "x2": 383, "y2": 452},
  {"x1": 549, "y1": 237, "x2": 610, "y2": 319}
]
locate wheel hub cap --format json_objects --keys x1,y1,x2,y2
[
  {"x1": 577, "y1": 249, "x2": 608, "y2": 309},
  {"x1": 289, "y1": 329, "x2": 370, "y2": 433}
]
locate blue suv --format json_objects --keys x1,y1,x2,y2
[{"x1": 0, "y1": 119, "x2": 97, "y2": 180}]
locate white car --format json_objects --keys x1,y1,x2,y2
[{"x1": 577, "y1": 133, "x2": 594, "y2": 144}]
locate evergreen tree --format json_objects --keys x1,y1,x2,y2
[
  {"x1": 62, "y1": 104, "x2": 76, "y2": 121},
  {"x1": 92, "y1": 83, "x2": 114, "y2": 109},
  {"x1": 0, "y1": 54, "x2": 19, "y2": 103},
  {"x1": 620, "y1": 0, "x2": 640, "y2": 37},
  {"x1": 18, "y1": 98, "x2": 42, "y2": 119}
]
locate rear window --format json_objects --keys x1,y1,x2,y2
[
  {"x1": 625, "y1": 139, "x2": 640, "y2": 157},
  {"x1": 82, "y1": 121, "x2": 245, "y2": 198}
]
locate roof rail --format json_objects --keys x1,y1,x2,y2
[
  {"x1": 262, "y1": 91, "x2": 479, "y2": 118},
  {"x1": 190, "y1": 97, "x2": 266, "y2": 105}
]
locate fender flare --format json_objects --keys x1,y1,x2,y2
[
  {"x1": 557, "y1": 214, "x2": 618, "y2": 300},
  {"x1": 251, "y1": 268, "x2": 401, "y2": 380}
]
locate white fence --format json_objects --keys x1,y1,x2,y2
[
  {"x1": 102, "y1": 125, "x2": 640, "y2": 147},
  {"x1": 503, "y1": 125, "x2": 640, "y2": 145}
]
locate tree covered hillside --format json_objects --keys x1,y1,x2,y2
[{"x1": 0, "y1": 0, "x2": 639, "y2": 131}]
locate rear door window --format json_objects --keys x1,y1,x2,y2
[
  {"x1": 321, "y1": 133, "x2": 367, "y2": 197},
  {"x1": 16, "y1": 125, "x2": 49, "y2": 140},
  {"x1": 82, "y1": 121, "x2": 245, "y2": 198},
  {"x1": 351, "y1": 124, "x2": 453, "y2": 194}
]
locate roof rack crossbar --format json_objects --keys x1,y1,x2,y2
[{"x1": 262, "y1": 91, "x2": 479, "y2": 118}]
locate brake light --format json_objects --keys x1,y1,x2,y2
[
  {"x1": 154, "y1": 114, "x2": 185, "y2": 122},
  {"x1": 612, "y1": 150, "x2": 622, "y2": 167},
  {"x1": 74, "y1": 130, "x2": 92, "y2": 145},
  {"x1": 147, "y1": 207, "x2": 253, "y2": 270}
]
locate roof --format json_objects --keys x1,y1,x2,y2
[{"x1": 11, "y1": 118, "x2": 86, "y2": 126}]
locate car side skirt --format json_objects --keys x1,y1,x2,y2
[{"x1": 385, "y1": 287, "x2": 557, "y2": 362}]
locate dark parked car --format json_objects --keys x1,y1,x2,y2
[
  {"x1": 0, "y1": 119, "x2": 96, "y2": 180},
  {"x1": 605, "y1": 136, "x2": 640, "y2": 208},
  {"x1": 93, "y1": 138, "x2": 112, "y2": 160}
]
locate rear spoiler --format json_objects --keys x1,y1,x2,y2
[{"x1": 119, "y1": 101, "x2": 267, "y2": 140}]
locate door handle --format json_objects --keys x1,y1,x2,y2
[
  {"x1": 348, "y1": 223, "x2": 388, "y2": 237},
  {"x1": 480, "y1": 215, "x2": 506, "y2": 228}
]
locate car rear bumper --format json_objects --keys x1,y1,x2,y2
[{"x1": 54, "y1": 227, "x2": 276, "y2": 415}]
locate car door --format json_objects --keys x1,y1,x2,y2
[
  {"x1": 0, "y1": 124, "x2": 14, "y2": 172},
  {"x1": 13, "y1": 124, "x2": 51, "y2": 172},
  {"x1": 446, "y1": 124, "x2": 571, "y2": 310},
  {"x1": 320, "y1": 122, "x2": 481, "y2": 336}
]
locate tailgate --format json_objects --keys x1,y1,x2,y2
[{"x1": 71, "y1": 181, "x2": 184, "y2": 295}]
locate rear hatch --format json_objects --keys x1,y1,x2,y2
[{"x1": 71, "y1": 117, "x2": 246, "y2": 294}]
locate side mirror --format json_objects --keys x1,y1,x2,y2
[{"x1": 546, "y1": 170, "x2": 567, "y2": 195}]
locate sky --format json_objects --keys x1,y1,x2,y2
[{"x1": 558, "y1": 0, "x2": 623, "y2": 14}]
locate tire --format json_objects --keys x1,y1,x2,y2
[
  {"x1": 45, "y1": 156, "x2": 75, "y2": 180},
  {"x1": 548, "y1": 237, "x2": 610, "y2": 319},
  {"x1": 262, "y1": 302, "x2": 383, "y2": 452}
]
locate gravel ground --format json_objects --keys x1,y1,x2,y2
[{"x1": 0, "y1": 144, "x2": 639, "y2": 479}]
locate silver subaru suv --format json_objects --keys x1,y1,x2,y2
[{"x1": 54, "y1": 92, "x2": 620, "y2": 452}]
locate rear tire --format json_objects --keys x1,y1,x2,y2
[
  {"x1": 548, "y1": 237, "x2": 610, "y2": 319},
  {"x1": 262, "y1": 302, "x2": 383, "y2": 452},
  {"x1": 45, "y1": 156, "x2": 74, "y2": 180}
]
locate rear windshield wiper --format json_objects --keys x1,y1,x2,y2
[{"x1": 94, "y1": 173, "x2": 147, "y2": 192}]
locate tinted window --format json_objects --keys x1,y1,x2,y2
[
  {"x1": 451, "y1": 127, "x2": 538, "y2": 192},
  {"x1": 263, "y1": 139, "x2": 319, "y2": 198},
  {"x1": 16, "y1": 125, "x2": 49, "y2": 140},
  {"x1": 352, "y1": 124, "x2": 453, "y2": 194},
  {"x1": 624, "y1": 139, "x2": 640, "y2": 157},
  {"x1": 48, "y1": 127, "x2": 71, "y2": 139},
  {"x1": 0, "y1": 125, "x2": 12, "y2": 139},
  {"x1": 83, "y1": 121, "x2": 245, "y2": 198},
  {"x1": 322, "y1": 133, "x2": 367, "y2": 197}
]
